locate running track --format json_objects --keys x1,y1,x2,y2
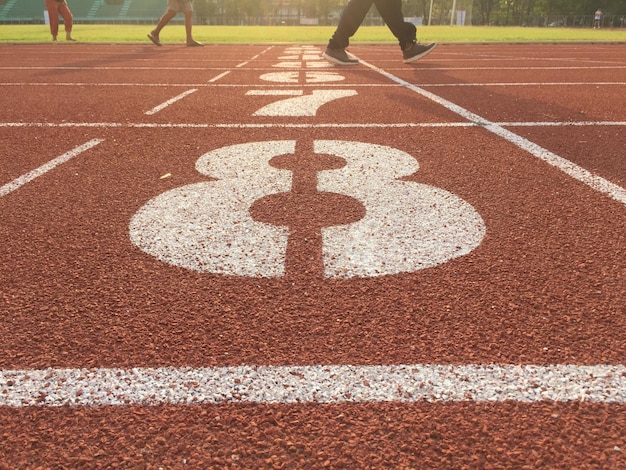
[{"x1": 0, "y1": 42, "x2": 625, "y2": 468}]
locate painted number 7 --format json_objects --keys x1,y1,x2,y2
[{"x1": 246, "y1": 90, "x2": 357, "y2": 116}]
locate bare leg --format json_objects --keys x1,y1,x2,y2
[
  {"x1": 148, "y1": 10, "x2": 175, "y2": 45},
  {"x1": 184, "y1": 11, "x2": 202, "y2": 45},
  {"x1": 152, "y1": 9, "x2": 177, "y2": 39}
]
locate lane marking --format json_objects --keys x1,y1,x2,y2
[
  {"x1": 272, "y1": 62, "x2": 332, "y2": 69},
  {"x1": 0, "y1": 139, "x2": 103, "y2": 198},
  {"x1": 235, "y1": 46, "x2": 274, "y2": 68},
  {"x1": 251, "y1": 90, "x2": 358, "y2": 117},
  {"x1": 2, "y1": 66, "x2": 625, "y2": 71},
  {"x1": 208, "y1": 71, "x2": 230, "y2": 83},
  {"x1": 2, "y1": 82, "x2": 624, "y2": 88},
  {"x1": 259, "y1": 71, "x2": 346, "y2": 83},
  {"x1": 421, "y1": 82, "x2": 626, "y2": 87},
  {"x1": 144, "y1": 88, "x2": 197, "y2": 116},
  {"x1": 1, "y1": 364, "x2": 624, "y2": 407},
  {"x1": 2, "y1": 121, "x2": 625, "y2": 129},
  {"x1": 247, "y1": 90, "x2": 304, "y2": 96},
  {"x1": 129, "y1": 140, "x2": 485, "y2": 278},
  {"x1": 359, "y1": 59, "x2": 626, "y2": 206}
]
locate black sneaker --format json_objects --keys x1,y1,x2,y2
[
  {"x1": 323, "y1": 47, "x2": 359, "y2": 65},
  {"x1": 402, "y1": 42, "x2": 436, "y2": 64}
]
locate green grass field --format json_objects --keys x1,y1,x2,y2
[{"x1": 1, "y1": 24, "x2": 625, "y2": 44}]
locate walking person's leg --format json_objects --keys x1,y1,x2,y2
[
  {"x1": 323, "y1": 0, "x2": 373, "y2": 65},
  {"x1": 373, "y1": 0, "x2": 415, "y2": 48},
  {"x1": 323, "y1": 0, "x2": 436, "y2": 65},
  {"x1": 328, "y1": 0, "x2": 374, "y2": 50},
  {"x1": 374, "y1": 0, "x2": 436, "y2": 63},
  {"x1": 148, "y1": 5, "x2": 177, "y2": 46},
  {"x1": 183, "y1": 4, "x2": 202, "y2": 46},
  {"x1": 148, "y1": 9, "x2": 176, "y2": 45}
]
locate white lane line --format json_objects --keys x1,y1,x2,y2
[
  {"x1": 2, "y1": 82, "x2": 625, "y2": 88},
  {"x1": 144, "y1": 88, "x2": 197, "y2": 115},
  {"x1": 208, "y1": 71, "x2": 230, "y2": 82},
  {"x1": 422, "y1": 82, "x2": 626, "y2": 87},
  {"x1": 247, "y1": 90, "x2": 304, "y2": 96},
  {"x1": 0, "y1": 139, "x2": 103, "y2": 198},
  {"x1": 204, "y1": 47, "x2": 273, "y2": 83},
  {"x1": 235, "y1": 46, "x2": 274, "y2": 68},
  {"x1": 359, "y1": 59, "x2": 626, "y2": 206},
  {"x1": 2, "y1": 121, "x2": 625, "y2": 129},
  {"x1": 1, "y1": 364, "x2": 624, "y2": 407},
  {"x1": 487, "y1": 124, "x2": 626, "y2": 205},
  {"x1": 503, "y1": 121, "x2": 626, "y2": 127},
  {"x1": 2, "y1": 65, "x2": 625, "y2": 71}
]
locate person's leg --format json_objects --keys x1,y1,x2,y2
[
  {"x1": 183, "y1": 8, "x2": 202, "y2": 45},
  {"x1": 58, "y1": 1, "x2": 75, "y2": 41},
  {"x1": 373, "y1": 0, "x2": 415, "y2": 49},
  {"x1": 44, "y1": 0, "x2": 60, "y2": 41},
  {"x1": 374, "y1": 0, "x2": 436, "y2": 63},
  {"x1": 327, "y1": 0, "x2": 374, "y2": 50},
  {"x1": 154, "y1": 9, "x2": 177, "y2": 36},
  {"x1": 149, "y1": 8, "x2": 176, "y2": 45},
  {"x1": 184, "y1": 11, "x2": 193, "y2": 41}
]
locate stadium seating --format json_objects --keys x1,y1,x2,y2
[{"x1": 0, "y1": 0, "x2": 165, "y2": 24}]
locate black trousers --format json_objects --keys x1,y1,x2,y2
[{"x1": 328, "y1": 0, "x2": 416, "y2": 50}]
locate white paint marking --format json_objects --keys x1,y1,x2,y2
[
  {"x1": 235, "y1": 46, "x2": 274, "y2": 68},
  {"x1": 272, "y1": 61, "x2": 333, "y2": 70},
  {"x1": 317, "y1": 140, "x2": 486, "y2": 278},
  {"x1": 274, "y1": 61, "x2": 304, "y2": 68},
  {"x1": 208, "y1": 71, "x2": 230, "y2": 83},
  {"x1": 487, "y1": 124, "x2": 626, "y2": 205},
  {"x1": 130, "y1": 141, "x2": 294, "y2": 277},
  {"x1": 305, "y1": 72, "x2": 345, "y2": 83},
  {"x1": 247, "y1": 90, "x2": 304, "y2": 96},
  {"x1": 130, "y1": 140, "x2": 484, "y2": 278},
  {"x1": 2, "y1": 66, "x2": 624, "y2": 73},
  {"x1": 259, "y1": 72, "x2": 301, "y2": 83},
  {"x1": 258, "y1": 72, "x2": 346, "y2": 84},
  {"x1": 422, "y1": 81, "x2": 626, "y2": 87},
  {"x1": 2, "y1": 81, "x2": 622, "y2": 88},
  {"x1": 359, "y1": 59, "x2": 626, "y2": 206},
  {"x1": 252, "y1": 90, "x2": 358, "y2": 117},
  {"x1": 144, "y1": 88, "x2": 197, "y2": 116},
  {"x1": 306, "y1": 61, "x2": 333, "y2": 69},
  {"x1": 1, "y1": 364, "x2": 624, "y2": 407},
  {"x1": 2, "y1": 121, "x2": 625, "y2": 129},
  {"x1": 0, "y1": 139, "x2": 103, "y2": 198}
]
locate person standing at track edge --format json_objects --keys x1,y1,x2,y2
[
  {"x1": 148, "y1": 0, "x2": 203, "y2": 47},
  {"x1": 44, "y1": 0, "x2": 76, "y2": 43},
  {"x1": 593, "y1": 9, "x2": 603, "y2": 28},
  {"x1": 323, "y1": 0, "x2": 436, "y2": 65}
]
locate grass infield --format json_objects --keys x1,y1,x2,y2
[{"x1": 1, "y1": 24, "x2": 625, "y2": 44}]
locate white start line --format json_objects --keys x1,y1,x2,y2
[{"x1": 2, "y1": 364, "x2": 625, "y2": 407}]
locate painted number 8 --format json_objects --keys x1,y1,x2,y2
[{"x1": 129, "y1": 140, "x2": 486, "y2": 278}]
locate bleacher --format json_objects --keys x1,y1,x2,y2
[
  {"x1": 68, "y1": 0, "x2": 93, "y2": 18},
  {"x1": 125, "y1": 0, "x2": 163, "y2": 19},
  {"x1": 0, "y1": 0, "x2": 45, "y2": 23},
  {"x1": 0, "y1": 0, "x2": 164, "y2": 24}
]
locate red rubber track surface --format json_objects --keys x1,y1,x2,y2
[{"x1": 0, "y1": 43, "x2": 625, "y2": 468}]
